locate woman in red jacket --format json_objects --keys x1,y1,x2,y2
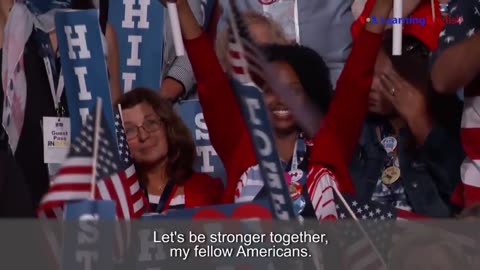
[
  {"x1": 175, "y1": 0, "x2": 392, "y2": 220},
  {"x1": 116, "y1": 88, "x2": 223, "y2": 212}
]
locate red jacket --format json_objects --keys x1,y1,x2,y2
[
  {"x1": 184, "y1": 172, "x2": 223, "y2": 207},
  {"x1": 184, "y1": 28, "x2": 382, "y2": 203},
  {"x1": 158, "y1": 172, "x2": 223, "y2": 210}
]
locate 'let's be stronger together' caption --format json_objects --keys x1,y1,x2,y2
[{"x1": 152, "y1": 230, "x2": 329, "y2": 260}]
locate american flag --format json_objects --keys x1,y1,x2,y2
[
  {"x1": 439, "y1": 0, "x2": 480, "y2": 209},
  {"x1": 225, "y1": 0, "x2": 266, "y2": 86},
  {"x1": 333, "y1": 193, "x2": 418, "y2": 270},
  {"x1": 331, "y1": 192, "x2": 478, "y2": 270},
  {"x1": 38, "y1": 109, "x2": 147, "y2": 219},
  {"x1": 94, "y1": 111, "x2": 147, "y2": 218},
  {"x1": 38, "y1": 108, "x2": 146, "y2": 265}
]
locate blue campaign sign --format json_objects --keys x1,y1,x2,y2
[
  {"x1": 108, "y1": 0, "x2": 164, "y2": 92},
  {"x1": 63, "y1": 200, "x2": 116, "y2": 270},
  {"x1": 64, "y1": 200, "x2": 117, "y2": 220},
  {"x1": 55, "y1": 10, "x2": 116, "y2": 141},
  {"x1": 231, "y1": 80, "x2": 296, "y2": 220},
  {"x1": 176, "y1": 100, "x2": 226, "y2": 182}
]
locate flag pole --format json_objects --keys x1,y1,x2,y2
[
  {"x1": 167, "y1": 0, "x2": 185, "y2": 56},
  {"x1": 117, "y1": 104, "x2": 125, "y2": 125},
  {"x1": 392, "y1": 0, "x2": 403, "y2": 55},
  {"x1": 431, "y1": 0, "x2": 436, "y2": 22},
  {"x1": 331, "y1": 184, "x2": 389, "y2": 269},
  {"x1": 90, "y1": 97, "x2": 103, "y2": 200}
]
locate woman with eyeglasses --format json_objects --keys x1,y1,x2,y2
[{"x1": 116, "y1": 88, "x2": 223, "y2": 212}]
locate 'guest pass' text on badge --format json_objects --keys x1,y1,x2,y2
[{"x1": 43, "y1": 117, "x2": 71, "y2": 164}]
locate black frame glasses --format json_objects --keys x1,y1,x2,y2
[{"x1": 124, "y1": 118, "x2": 163, "y2": 140}]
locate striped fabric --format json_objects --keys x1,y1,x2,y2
[
  {"x1": 439, "y1": 0, "x2": 480, "y2": 207},
  {"x1": 148, "y1": 194, "x2": 185, "y2": 210},
  {"x1": 306, "y1": 166, "x2": 339, "y2": 220},
  {"x1": 234, "y1": 165, "x2": 264, "y2": 203},
  {"x1": 226, "y1": 0, "x2": 266, "y2": 86},
  {"x1": 459, "y1": 90, "x2": 480, "y2": 206},
  {"x1": 235, "y1": 164, "x2": 339, "y2": 221},
  {"x1": 96, "y1": 112, "x2": 146, "y2": 218},
  {"x1": 37, "y1": 109, "x2": 146, "y2": 266},
  {"x1": 38, "y1": 110, "x2": 147, "y2": 219}
]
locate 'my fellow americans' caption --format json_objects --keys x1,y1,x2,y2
[{"x1": 153, "y1": 231, "x2": 329, "y2": 260}]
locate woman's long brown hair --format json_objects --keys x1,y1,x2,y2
[{"x1": 115, "y1": 88, "x2": 196, "y2": 186}]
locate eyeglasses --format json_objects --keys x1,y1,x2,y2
[{"x1": 124, "y1": 118, "x2": 163, "y2": 140}]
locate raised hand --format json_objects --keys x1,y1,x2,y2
[
  {"x1": 379, "y1": 69, "x2": 432, "y2": 144},
  {"x1": 379, "y1": 69, "x2": 428, "y2": 120}
]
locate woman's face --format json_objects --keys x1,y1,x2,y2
[
  {"x1": 369, "y1": 50, "x2": 396, "y2": 116},
  {"x1": 122, "y1": 102, "x2": 168, "y2": 166},
  {"x1": 263, "y1": 61, "x2": 306, "y2": 135}
]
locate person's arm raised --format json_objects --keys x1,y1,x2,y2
[
  {"x1": 309, "y1": 0, "x2": 394, "y2": 193},
  {"x1": 171, "y1": 0, "x2": 203, "y2": 40},
  {"x1": 431, "y1": 33, "x2": 480, "y2": 94},
  {"x1": 172, "y1": 0, "x2": 258, "y2": 202}
]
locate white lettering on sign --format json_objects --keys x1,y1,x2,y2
[
  {"x1": 197, "y1": 145, "x2": 217, "y2": 173},
  {"x1": 76, "y1": 214, "x2": 100, "y2": 270},
  {"x1": 80, "y1": 108, "x2": 90, "y2": 125},
  {"x1": 64, "y1": 25, "x2": 92, "y2": 59},
  {"x1": 194, "y1": 113, "x2": 218, "y2": 173},
  {"x1": 64, "y1": 24, "x2": 94, "y2": 129},
  {"x1": 138, "y1": 229, "x2": 167, "y2": 262},
  {"x1": 122, "y1": 73, "x2": 137, "y2": 92},
  {"x1": 122, "y1": 0, "x2": 151, "y2": 29},
  {"x1": 127, "y1": 35, "x2": 142, "y2": 66},
  {"x1": 245, "y1": 98, "x2": 262, "y2": 125},
  {"x1": 76, "y1": 251, "x2": 99, "y2": 270},
  {"x1": 194, "y1": 113, "x2": 209, "y2": 140},
  {"x1": 121, "y1": 0, "x2": 151, "y2": 91},
  {"x1": 75, "y1": 67, "x2": 92, "y2": 101},
  {"x1": 244, "y1": 97, "x2": 289, "y2": 220}
]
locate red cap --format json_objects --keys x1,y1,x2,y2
[{"x1": 351, "y1": 0, "x2": 444, "y2": 51}]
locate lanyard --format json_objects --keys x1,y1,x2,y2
[
  {"x1": 143, "y1": 180, "x2": 177, "y2": 213},
  {"x1": 43, "y1": 57, "x2": 64, "y2": 115},
  {"x1": 34, "y1": 28, "x2": 65, "y2": 116},
  {"x1": 290, "y1": 136, "x2": 306, "y2": 172}
]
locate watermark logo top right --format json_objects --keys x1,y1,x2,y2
[{"x1": 359, "y1": 15, "x2": 463, "y2": 27}]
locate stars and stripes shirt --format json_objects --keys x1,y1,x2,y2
[
  {"x1": 148, "y1": 194, "x2": 185, "y2": 211},
  {"x1": 439, "y1": 0, "x2": 480, "y2": 207}
]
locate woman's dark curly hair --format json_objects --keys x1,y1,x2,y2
[{"x1": 263, "y1": 44, "x2": 333, "y2": 115}]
